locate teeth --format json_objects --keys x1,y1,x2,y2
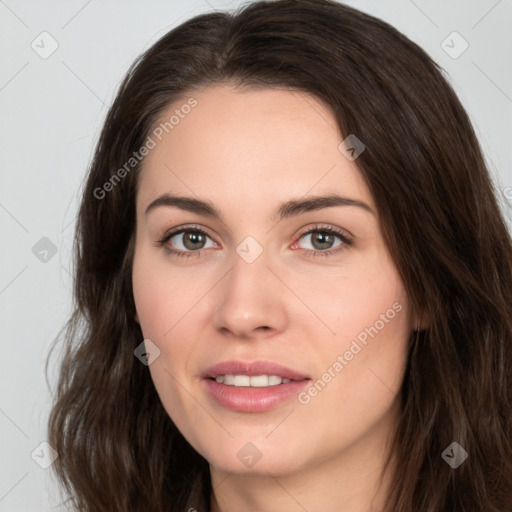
[
  {"x1": 214, "y1": 375, "x2": 292, "y2": 387},
  {"x1": 234, "y1": 375, "x2": 250, "y2": 386}
]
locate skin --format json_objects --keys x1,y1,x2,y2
[{"x1": 132, "y1": 84, "x2": 420, "y2": 512}]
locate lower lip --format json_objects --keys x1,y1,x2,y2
[{"x1": 202, "y1": 378, "x2": 310, "y2": 413}]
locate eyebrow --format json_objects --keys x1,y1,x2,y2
[{"x1": 144, "y1": 193, "x2": 375, "y2": 221}]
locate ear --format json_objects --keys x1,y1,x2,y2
[{"x1": 134, "y1": 311, "x2": 140, "y2": 324}]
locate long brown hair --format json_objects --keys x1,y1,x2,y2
[{"x1": 46, "y1": 1, "x2": 512, "y2": 510}]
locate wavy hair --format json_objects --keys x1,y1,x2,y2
[{"x1": 46, "y1": 1, "x2": 512, "y2": 510}]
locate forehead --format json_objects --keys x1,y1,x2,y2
[{"x1": 137, "y1": 85, "x2": 373, "y2": 215}]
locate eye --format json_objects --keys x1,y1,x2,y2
[
  {"x1": 155, "y1": 223, "x2": 354, "y2": 259},
  {"x1": 293, "y1": 225, "x2": 354, "y2": 258},
  {"x1": 155, "y1": 225, "x2": 218, "y2": 258}
]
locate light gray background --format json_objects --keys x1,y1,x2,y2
[{"x1": 1, "y1": 1, "x2": 511, "y2": 510}]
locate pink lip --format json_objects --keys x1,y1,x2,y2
[
  {"x1": 203, "y1": 360, "x2": 310, "y2": 381},
  {"x1": 202, "y1": 360, "x2": 311, "y2": 413}
]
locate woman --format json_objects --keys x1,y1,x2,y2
[{"x1": 46, "y1": 0, "x2": 512, "y2": 510}]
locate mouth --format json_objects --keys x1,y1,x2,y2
[
  {"x1": 201, "y1": 360, "x2": 311, "y2": 412},
  {"x1": 209, "y1": 374, "x2": 296, "y2": 387},
  {"x1": 203, "y1": 359, "x2": 310, "y2": 383}
]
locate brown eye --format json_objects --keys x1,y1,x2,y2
[
  {"x1": 155, "y1": 225, "x2": 219, "y2": 258},
  {"x1": 293, "y1": 225, "x2": 354, "y2": 259},
  {"x1": 310, "y1": 231, "x2": 337, "y2": 250},
  {"x1": 298, "y1": 229, "x2": 343, "y2": 251},
  {"x1": 168, "y1": 230, "x2": 214, "y2": 251},
  {"x1": 179, "y1": 231, "x2": 207, "y2": 250}
]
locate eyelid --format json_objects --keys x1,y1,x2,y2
[
  {"x1": 155, "y1": 223, "x2": 216, "y2": 245},
  {"x1": 294, "y1": 223, "x2": 354, "y2": 243}
]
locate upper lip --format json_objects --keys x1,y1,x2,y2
[{"x1": 203, "y1": 360, "x2": 310, "y2": 381}]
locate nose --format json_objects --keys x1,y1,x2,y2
[{"x1": 212, "y1": 250, "x2": 288, "y2": 339}]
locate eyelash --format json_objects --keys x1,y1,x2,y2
[{"x1": 155, "y1": 223, "x2": 354, "y2": 260}]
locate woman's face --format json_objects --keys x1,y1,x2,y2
[{"x1": 132, "y1": 84, "x2": 414, "y2": 477}]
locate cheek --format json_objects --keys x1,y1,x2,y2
[
  {"x1": 339, "y1": 272, "x2": 409, "y2": 383},
  {"x1": 294, "y1": 250, "x2": 408, "y2": 345},
  {"x1": 133, "y1": 279, "x2": 173, "y2": 340},
  {"x1": 132, "y1": 256, "x2": 200, "y2": 427},
  {"x1": 132, "y1": 251, "x2": 206, "y2": 402},
  {"x1": 293, "y1": 280, "x2": 409, "y2": 455},
  {"x1": 132, "y1": 250, "x2": 204, "y2": 339},
  {"x1": 298, "y1": 249, "x2": 410, "y2": 403}
]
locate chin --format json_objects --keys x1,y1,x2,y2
[{"x1": 194, "y1": 432, "x2": 314, "y2": 477}]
